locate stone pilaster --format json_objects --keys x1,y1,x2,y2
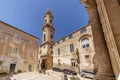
[{"x1": 80, "y1": 0, "x2": 115, "y2": 79}]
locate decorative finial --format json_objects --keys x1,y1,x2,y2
[{"x1": 44, "y1": 8, "x2": 54, "y2": 19}]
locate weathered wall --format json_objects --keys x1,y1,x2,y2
[
  {"x1": 53, "y1": 25, "x2": 95, "y2": 71},
  {"x1": 0, "y1": 21, "x2": 39, "y2": 72},
  {"x1": 80, "y1": 0, "x2": 115, "y2": 79},
  {"x1": 95, "y1": 0, "x2": 120, "y2": 79}
]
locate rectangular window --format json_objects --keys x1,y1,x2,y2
[
  {"x1": 13, "y1": 47, "x2": 18, "y2": 54},
  {"x1": 85, "y1": 55, "x2": 89, "y2": 59},
  {"x1": 70, "y1": 44, "x2": 74, "y2": 52},
  {"x1": 71, "y1": 59, "x2": 75, "y2": 66},
  {"x1": 58, "y1": 49, "x2": 60, "y2": 55},
  {"x1": 43, "y1": 34, "x2": 46, "y2": 42},
  {"x1": 14, "y1": 34, "x2": 20, "y2": 42},
  {"x1": 58, "y1": 59, "x2": 61, "y2": 66}
]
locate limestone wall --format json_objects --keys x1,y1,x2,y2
[
  {"x1": 53, "y1": 25, "x2": 95, "y2": 71},
  {"x1": 0, "y1": 21, "x2": 39, "y2": 73}
]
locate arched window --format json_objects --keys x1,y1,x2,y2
[
  {"x1": 45, "y1": 19, "x2": 47, "y2": 23},
  {"x1": 50, "y1": 34, "x2": 53, "y2": 40},
  {"x1": 81, "y1": 38, "x2": 89, "y2": 48},
  {"x1": 50, "y1": 20, "x2": 52, "y2": 23}
]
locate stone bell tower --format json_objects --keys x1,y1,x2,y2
[
  {"x1": 42, "y1": 8, "x2": 55, "y2": 48},
  {"x1": 40, "y1": 9, "x2": 55, "y2": 70}
]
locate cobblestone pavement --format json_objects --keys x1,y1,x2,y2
[{"x1": 0, "y1": 74, "x2": 11, "y2": 80}]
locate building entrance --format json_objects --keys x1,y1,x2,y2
[
  {"x1": 28, "y1": 64, "x2": 32, "y2": 71},
  {"x1": 41, "y1": 59, "x2": 47, "y2": 70},
  {"x1": 9, "y1": 64, "x2": 16, "y2": 73}
]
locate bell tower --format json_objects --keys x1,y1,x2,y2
[
  {"x1": 40, "y1": 9, "x2": 55, "y2": 70},
  {"x1": 42, "y1": 8, "x2": 55, "y2": 45}
]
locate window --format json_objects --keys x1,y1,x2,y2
[
  {"x1": 69, "y1": 35, "x2": 73, "y2": 39},
  {"x1": 81, "y1": 29, "x2": 87, "y2": 34},
  {"x1": 45, "y1": 19, "x2": 47, "y2": 23},
  {"x1": 50, "y1": 34, "x2": 53, "y2": 40},
  {"x1": 43, "y1": 34, "x2": 46, "y2": 41},
  {"x1": 50, "y1": 46, "x2": 52, "y2": 48},
  {"x1": 29, "y1": 51, "x2": 33, "y2": 57},
  {"x1": 58, "y1": 49, "x2": 60, "y2": 55},
  {"x1": 70, "y1": 44, "x2": 74, "y2": 52},
  {"x1": 50, "y1": 20, "x2": 52, "y2": 23},
  {"x1": 71, "y1": 59, "x2": 75, "y2": 66},
  {"x1": 85, "y1": 55, "x2": 89, "y2": 58},
  {"x1": 81, "y1": 38, "x2": 90, "y2": 48},
  {"x1": 58, "y1": 59, "x2": 61, "y2": 66},
  {"x1": 14, "y1": 34, "x2": 20, "y2": 42},
  {"x1": 44, "y1": 46, "x2": 45, "y2": 48},
  {"x1": 13, "y1": 47, "x2": 18, "y2": 54}
]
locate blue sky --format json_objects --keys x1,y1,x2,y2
[{"x1": 0, "y1": 0, "x2": 89, "y2": 44}]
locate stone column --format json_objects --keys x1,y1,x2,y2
[{"x1": 80, "y1": 0, "x2": 115, "y2": 79}]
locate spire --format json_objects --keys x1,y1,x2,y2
[{"x1": 44, "y1": 8, "x2": 54, "y2": 19}]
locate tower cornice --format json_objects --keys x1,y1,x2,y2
[
  {"x1": 42, "y1": 23, "x2": 55, "y2": 31},
  {"x1": 41, "y1": 41, "x2": 54, "y2": 47}
]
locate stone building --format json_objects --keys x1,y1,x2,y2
[
  {"x1": 39, "y1": 9, "x2": 96, "y2": 72},
  {"x1": 53, "y1": 24, "x2": 95, "y2": 72},
  {"x1": 80, "y1": 0, "x2": 120, "y2": 79},
  {"x1": 39, "y1": 9, "x2": 55, "y2": 70},
  {"x1": 0, "y1": 21, "x2": 39, "y2": 73}
]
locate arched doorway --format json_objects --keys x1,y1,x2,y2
[{"x1": 41, "y1": 59, "x2": 47, "y2": 70}]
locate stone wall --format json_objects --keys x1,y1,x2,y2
[
  {"x1": 53, "y1": 25, "x2": 95, "y2": 71},
  {"x1": 80, "y1": 0, "x2": 119, "y2": 79},
  {"x1": 0, "y1": 21, "x2": 39, "y2": 73}
]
